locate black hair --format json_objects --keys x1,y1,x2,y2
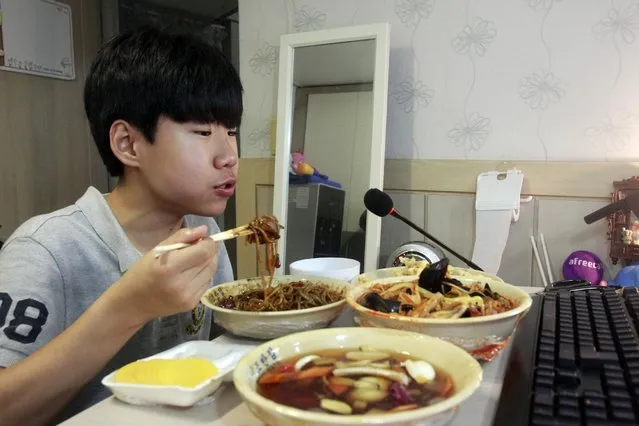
[{"x1": 84, "y1": 26, "x2": 243, "y2": 177}]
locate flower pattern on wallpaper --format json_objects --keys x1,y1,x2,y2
[
  {"x1": 519, "y1": 0, "x2": 565, "y2": 159},
  {"x1": 585, "y1": 111, "x2": 639, "y2": 152},
  {"x1": 448, "y1": 18, "x2": 497, "y2": 153},
  {"x1": 293, "y1": 5, "x2": 327, "y2": 32},
  {"x1": 518, "y1": 70, "x2": 565, "y2": 158},
  {"x1": 519, "y1": 70, "x2": 565, "y2": 110},
  {"x1": 593, "y1": 3, "x2": 639, "y2": 87},
  {"x1": 593, "y1": 3, "x2": 639, "y2": 44},
  {"x1": 247, "y1": 120, "x2": 272, "y2": 149},
  {"x1": 526, "y1": 0, "x2": 563, "y2": 12},
  {"x1": 395, "y1": 0, "x2": 435, "y2": 27},
  {"x1": 392, "y1": 79, "x2": 434, "y2": 113},
  {"x1": 389, "y1": 0, "x2": 436, "y2": 158},
  {"x1": 585, "y1": 3, "x2": 639, "y2": 157},
  {"x1": 452, "y1": 18, "x2": 497, "y2": 57},
  {"x1": 249, "y1": 43, "x2": 279, "y2": 76},
  {"x1": 448, "y1": 113, "x2": 492, "y2": 152}
]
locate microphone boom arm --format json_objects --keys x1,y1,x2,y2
[{"x1": 392, "y1": 211, "x2": 484, "y2": 271}]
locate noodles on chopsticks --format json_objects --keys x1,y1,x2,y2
[
  {"x1": 215, "y1": 215, "x2": 344, "y2": 312},
  {"x1": 245, "y1": 215, "x2": 282, "y2": 301}
]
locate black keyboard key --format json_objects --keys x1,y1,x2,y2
[
  {"x1": 580, "y1": 347, "x2": 618, "y2": 368},
  {"x1": 557, "y1": 388, "x2": 579, "y2": 399},
  {"x1": 532, "y1": 405, "x2": 554, "y2": 417},
  {"x1": 535, "y1": 376, "x2": 554, "y2": 388},
  {"x1": 584, "y1": 397, "x2": 606, "y2": 409},
  {"x1": 604, "y1": 371, "x2": 624, "y2": 382},
  {"x1": 539, "y1": 363, "x2": 555, "y2": 371},
  {"x1": 542, "y1": 301, "x2": 557, "y2": 332},
  {"x1": 558, "y1": 406, "x2": 580, "y2": 419},
  {"x1": 625, "y1": 351, "x2": 639, "y2": 362},
  {"x1": 582, "y1": 381, "x2": 605, "y2": 397},
  {"x1": 531, "y1": 416, "x2": 565, "y2": 426},
  {"x1": 611, "y1": 409, "x2": 636, "y2": 422},
  {"x1": 617, "y1": 328, "x2": 635, "y2": 338},
  {"x1": 556, "y1": 369, "x2": 580, "y2": 387},
  {"x1": 538, "y1": 351, "x2": 554, "y2": 364},
  {"x1": 584, "y1": 408, "x2": 608, "y2": 420},
  {"x1": 604, "y1": 363, "x2": 623, "y2": 373},
  {"x1": 584, "y1": 420, "x2": 611, "y2": 426},
  {"x1": 558, "y1": 396, "x2": 579, "y2": 408},
  {"x1": 540, "y1": 331, "x2": 554, "y2": 342},
  {"x1": 610, "y1": 398, "x2": 634, "y2": 410},
  {"x1": 533, "y1": 391, "x2": 554, "y2": 406},
  {"x1": 558, "y1": 344, "x2": 575, "y2": 368},
  {"x1": 538, "y1": 343, "x2": 554, "y2": 353},
  {"x1": 577, "y1": 328, "x2": 592, "y2": 337},
  {"x1": 608, "y1": 388, "x2": 631, "y2": 399},
  {"x1": 605, "y1": 377, "x2": 628, "y2": 390}
]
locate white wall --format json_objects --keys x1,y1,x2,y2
[
  {"x1": 239, "y1": 0, "x2": 639, "y2": 161},
  {"x1": 303, "y1": 91, "x2": 373, "y2": 232}
]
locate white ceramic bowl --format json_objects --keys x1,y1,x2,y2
[
  {"x1": 346, "y1": 274, "x2": 532, "y2": 355},
  {"x1": 201, "y1": 275, "x2": 349, "y2": 340},
  {"x1": 290, "y1": 257, "x2": 361, "y2": 281},
  {"x1": 233, "y1": 327, "x2": 483, "y2": 426}
]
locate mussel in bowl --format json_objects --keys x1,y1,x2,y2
[{"x1": 362, "y1": 293, "x2": 402, "y2": 314}]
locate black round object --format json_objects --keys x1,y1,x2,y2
[{"x1": 364, "y1": 188, "x2": 394, "y2": 217}]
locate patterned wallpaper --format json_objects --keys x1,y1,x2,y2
[{"x1": 239, "y1": 0, "x2": 639, "y2": 160}]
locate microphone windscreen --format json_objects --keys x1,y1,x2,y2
[{"x1": 364, "y1": 188, "x2": 394, "y2": 217}]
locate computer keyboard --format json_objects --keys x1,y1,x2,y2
[{"x1": 494, "y1": 286, "x2": 639, "y2": 426}]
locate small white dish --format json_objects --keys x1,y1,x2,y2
[
  {"x1": 101, "y1": 337, "x2": 258, "y2": 407},
  {"x1": 290, "y1": 257, "x2": 361, "y2": 281}
]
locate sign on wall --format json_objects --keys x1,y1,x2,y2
[{"x1": 0, "y1": 0, "x2": 75, "y2": 81}]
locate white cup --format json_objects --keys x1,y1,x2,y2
[
  {"x1": 289, "y1": 257, "x2": 361, "y2": 281},
  {"x1": 289, "y1": 257, "x2": 361, "y2": 328}
]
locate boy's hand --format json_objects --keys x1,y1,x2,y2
[{"x1": 112, "y1": 225, "x2": 219, "y2": 325}]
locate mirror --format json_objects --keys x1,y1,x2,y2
[{"x1": 272, "y1": 23, "x2": 390, "y2": 275}]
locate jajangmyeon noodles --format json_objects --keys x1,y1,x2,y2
[{"x1": 214, "y1": 215, "x2": 344, "y2": 312}]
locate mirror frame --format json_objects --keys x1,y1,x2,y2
[{"x1": 272, "y1": 23, "x2": 391, "y2": 275}]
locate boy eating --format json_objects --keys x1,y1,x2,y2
[{"x1": 0, "y1": 26, "x2": 241, "y2": 424}]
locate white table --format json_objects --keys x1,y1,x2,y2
[{"x1": 61, "y1": 287, "x2": 541, "y2": 426}]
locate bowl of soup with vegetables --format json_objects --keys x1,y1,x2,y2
[{"x1": 233, "y1": 327, "x2": 482, "y2": 426}]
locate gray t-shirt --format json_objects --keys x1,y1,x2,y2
[{"x1": 0, "y1": 187, "x2": 234, "y2": 423}]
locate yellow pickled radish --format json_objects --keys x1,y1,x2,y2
[{"x1": 114, "y1": 358, "x2": 219, "y2": 388}]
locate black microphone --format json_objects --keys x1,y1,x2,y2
[
  {"x1": 364, "y1": 188, "x2": 484, "y2": 271},
  {"x1": 584, "y1": 193, "x2": 639, "y2": 224}
]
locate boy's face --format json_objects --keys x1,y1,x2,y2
[{"x1": 134, "y1": 116, "x2": 238, "y2": 217}]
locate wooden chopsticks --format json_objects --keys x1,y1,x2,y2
[{"x1": 153, "y1": 225, "x2": 252, "y2": 258}]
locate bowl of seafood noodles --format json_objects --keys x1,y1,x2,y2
[{"x1": 347, "y1": 258, "x2": 532, "y2": 359}]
